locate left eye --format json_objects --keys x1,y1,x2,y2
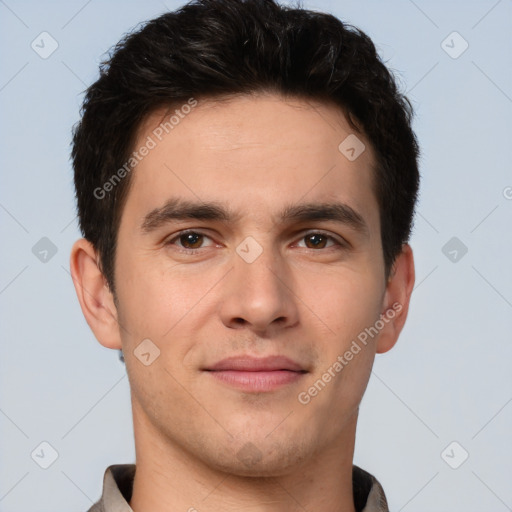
[{"x1": 296, "y1": 233, "x2": 339, "y2": 249}]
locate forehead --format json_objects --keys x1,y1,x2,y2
[{"x1": 123, "y1": 93, "x2": 378, "y2": 228}]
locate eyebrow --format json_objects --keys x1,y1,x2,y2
[{"x1": 140, "y1": 197, "x2": 369, "y2": 237}]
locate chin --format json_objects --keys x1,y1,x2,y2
[{"x1": 203, "y1": 438, "x2": 312, "y2": 478}]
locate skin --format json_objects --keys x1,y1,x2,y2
[{"x1": 71, "y1": 93, "x2": 415, "y2": 512}]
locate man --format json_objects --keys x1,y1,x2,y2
[{"x1": 69, "y1": 0, "x2": 419, "y2": 510}]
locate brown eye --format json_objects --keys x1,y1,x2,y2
[
  {"x1": 179, "y1": 232, "x2": 204, "y2": 249},
  {"x1": 166, "y1": 230, "x2": 217, "y2": 252},
  {"x1": 304, "y1": 233, "x2": 329, "y2": 249}
]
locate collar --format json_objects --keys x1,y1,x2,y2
[{"x1": 87, "y1": 463, "x2": 388, "y2": 512}]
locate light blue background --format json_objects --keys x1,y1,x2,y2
[{"x1": 1, "y1": 1, "x2": 511, "y2": 511}]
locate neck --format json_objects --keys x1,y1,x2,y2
[{"x1": 129, "y1": 402, "x2": 358, "y2": 512}]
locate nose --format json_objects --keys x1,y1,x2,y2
[{"x1": 218, "y1": 244, "x2": 300, "y2": 335}]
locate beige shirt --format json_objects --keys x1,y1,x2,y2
[{"x1": 87, "y1": 464, "x2": 389, "y2": 512}]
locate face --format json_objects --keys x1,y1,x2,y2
[{"x1": 108, "y1": 93, "x2": 396, "y2": 476}]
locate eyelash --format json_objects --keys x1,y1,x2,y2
[{"x1": 165, "y1": 229, "x2": 347, "y2": 252}]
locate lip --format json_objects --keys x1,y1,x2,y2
[
  {"x1": 204, "y1": 355, "x2": 308, "y2": 392},
  {"x1": 205, "y1": 355, "x2": 305, "y2": 372}
]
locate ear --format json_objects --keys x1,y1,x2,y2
[
  {"x1": 376, "y1": 243, "x2": 415, "y2": 354},
  {"x1": 69, "y1": 238, "x2": 122, "y2": 350}
]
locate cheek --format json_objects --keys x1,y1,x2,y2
[
  {"x1": 308, "y1": 268, "x2": 382, "y2": 405},
  {"x1": 114, "y1": 253, "x2": 174, "y2": 341},
  {"x1": 300, "y1": 266, "x2": 383, "y2": 342},
  {"x1": 114, "y1": 252, "x2": 220, "y2": 354}
]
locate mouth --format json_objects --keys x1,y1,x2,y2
[{"x1": 203, "y1": 355, "x2": 308, "y2": 392}]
